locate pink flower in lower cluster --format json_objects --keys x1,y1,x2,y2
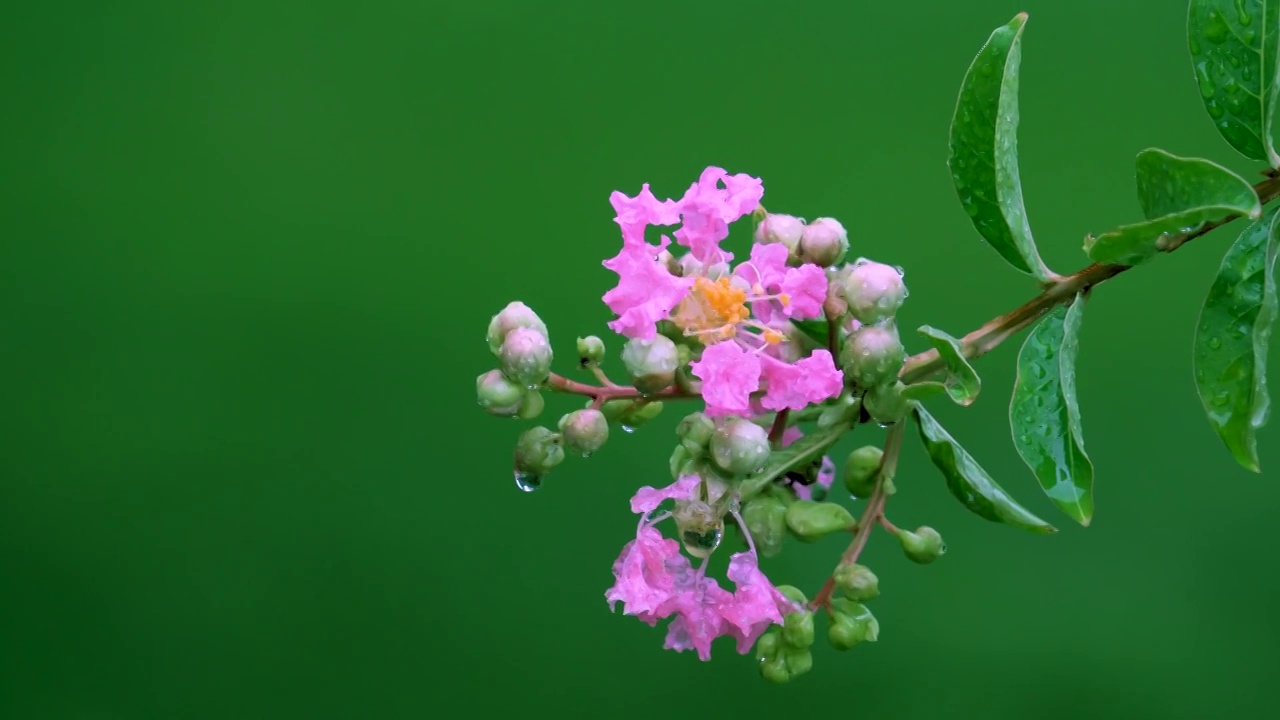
[
  {"x1": 605, "y1": 476, "x2": 800, "y2": 661},
  {"x1": 779, "y1": 427, "x2": 837, "y2": 501}
]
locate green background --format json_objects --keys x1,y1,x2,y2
[{"x1": 4, "y1": 0, "x2": 1278, "y2": 717}]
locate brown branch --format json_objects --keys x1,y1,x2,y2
[
  {"x1": 544, "y1": 372, "x2": 699, "y2": 401},
  {"x1": 900, "y1": 171, "x2": 1280, "y2": 385}
]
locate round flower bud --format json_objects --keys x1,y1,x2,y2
[
  {"x1": 515, "y1": 389, "x2": 544, "y2": 420},
  {"x1": 741, "y1": 495, "x2": 788, "y2": 558},
  {"x1": 842, "y1": 259, "x2": 907, "y2": 324},
  {"x1": 827, "y1": 598, "x2": 880, "y2": 651},
  {"x1": 476, "y1": 369, "x2": 525, "y2": 416},
  {"x1": 823, "y1": 267, "x2": 849, "y2": 318},
  {"x1": 785, "y1": 500, "x2": 857, "y2": 543},
  {"x1": 799, "y1": 217, "x2": 849, "y2": 267},
  {"x1": 558, "y1": 409, "x2": 609, "y2": 456},
  {"x1": 864, "y1": 380, "x2": 909, "y2": 425},
  {"x1": 709, "y1": 418, "x2": 770, "y2": 475},
  {"x1": 486, "y1": 301, "x2": 548, "y2": 356},
  {"x1": 753, "y1": 213, "x2": 805, "y2": 264},
  {"x1": 833, "y1": 562, "x2": 879, "y2": 601},
  {"x1": 843, "y1": 445, "x2": 884, "y2": 498},
  {"x1": 673, "y1": 500, "x2": 724, "y2": 559},
  {"x1": 897, "y1": 525, "x2": 946, "y2": 564},
  {"x1": 676, "y1": 412, "x2": 717, "y2": 452},
  {"x1": 499, "y1": 327, "x2": 554, "y2": 387},
  {"x1": 782, "y1": 647, "x2": 814, "y2": 678},
  {"x1": 840, "y1": 322, "x2": 905, "y2": 389},
  {"x1": 600, "y1": 399, "x2": 665, "y2": 431},
  {"x1": 513, "y1": 427, "x2": 564, "y2": 489},
  {"x1": 782, "y1": 609, "x2": 816, "y2": 648},
  {"x1": 576, "y1": 335, "x2": 605, "y2": 365},
  {"x1": 620, "y1": 335, "x2": 679, "y2": 395}
]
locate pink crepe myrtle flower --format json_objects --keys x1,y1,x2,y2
[{"x1": 605, "y1": 476, "x2": 799, "y2": 661}]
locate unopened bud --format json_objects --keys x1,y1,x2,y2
[
  {"x1": 513, "y1": 427, "x2": 564, "y2": 477},
  {"x1": 827, "y1": 598, "x2": 880, "y2": 650},
  {"x1": 499, "y1": 327, "x2": 553, "y2": 387},
  {"x1": 823, "y1": 267, "x2": 849, "y2": 317},
  {"x1": 818, "y1": 392, "x2": 862, "y2": 429},
  {"x1": 600, "y1": 399, "x2": 664, "y2": 430},
  {"x1": 799, "y1": 217, "x2": 848, "y2": 267},
  {"x1": 741, "y1": 495, "x2": 788, "y2": 557},
  {"x1": 782, "y1": 608, "x2": 816, "y2": 648},
  {"x1": 576, "y1": 335, "x2": 605, "y2": 365},
  {"x1": 842, "y1": 259, "x2": 907, "y2": 324},
  {"x1": 487, "y1": 301, "x2": 548, "y2": 356},
  {"x1": 833, "y1": 562, "x2": 879, "y2": 601},
  {"x1": 843, "y1": 445, "x2": 884, "y2": 498},
  {"x1": 840, "y1": 322, "x2": 905, "y2": 388},
  {"x1": 785, "y1": 500, "x2": 857, "y2": 542},
  {"x1": 515, "y1": 389, "x2": 544, "y2": 419},
  {"x1": 864, "y1": 380, "x2": 909, "y2": 425},
  {"x1": 709, "y1": 418, "x2": 771, "y2": 475},
  {"x1": 620, "y1": 335, "x2": 679, "y2": 394},
  {"x1": 753, "y1": 213, "x2": 805, "y2": 265},
  {"x1": 673, "y1": 499, "x2": 724, "y2": 559},
  {"x1": 558, "y1": 409, "x2": 609, "y2": 455},
  {"x1": 676, "y1": 412, "x2": 717, "y2": 451},
  {"x1": 897, "y1": 525, "x2": 946, "y2": 564},
  {"x1": 476, "y1": 369, "x2": 525, "y2": 416}
]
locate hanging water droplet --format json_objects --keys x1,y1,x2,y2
[
  {"x1": 514, "y1": 470, "x2": 542, "y2": 492},
  {"x1": 1207, "y1": 337, "x2": 1223, "y2": 350},
  {"x1": 681, "y1": 524, "x2": 724, "y2": 559},
  {"x1": 620, "y1": 424, "x2": 635, "y2": 434}
]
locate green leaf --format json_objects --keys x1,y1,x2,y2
[
  {"x1": 947, "y1": 13, "x2": 1050, "y2": 281},
  {"x1": 739, "y1": 422, "x2": 849, "y2": 498},
  {"x1": 913, "y1": 403, "x2": 1056, "y2": 534},
  {"x1": 917, "y1": 326, "x2": 981, "y2": 405},
  {"x1": 900, "y1": 382, "x2": 948, "y2": 402},
  {"x1": 1084, "y1": 149, "x2": 1261, "y2": 266},
  {"x1": 1193, "y1": 203, "x2": 1280, "y2": 471},
  {"x1": 789, "y1": 318, "x2": 831, "y2": 349},
  {"x1": 1188, "y1": 0, "x2": 1280, "y2": 165},
  {"x1": 1009, "y1": 296, "x2": 1095, "y2": 526}
]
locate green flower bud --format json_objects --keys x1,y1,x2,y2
[
  {"x1": 499, "y1": 327, "x2": 553, "y2": 387},
  {"x1": 842, "y1": 259, "x2": 907, "y2": 324},
  {"x1": 785, "y1": 500, "x2": 857, "y2": 542},
  {"x1": 673, "y1": 499, "x2": 724, "y2": 559},
  {"x1": 709, "y1": 418, "x2": 770, "y2": 475},
  {"x1": 476, "y1": 369, "x2": 525, "y2": 416},
  {"x1": 799, "y1": 217, "x2": 848, "y2": 267},
  {"x1": 817, "y1": 391, "x2": 862, "y2": 429},
  {"x1": 782, "y1": 609, "x2": 816, "y2": 648},
  {"x1": 676, "y1": 412, "x2": 717, "y2": 450},
  {"x1": 753, "y1": 213, "x2": 805, "y2": 265},
  {"x1": 864, "y1": 380, "x2": 909, "y2": 425},
  {"x1": 833, "y1": 562, "x2": 879, "y2": 601},
  {"x1": 776, "y1": 584, "x2": 808, "y2": 606},
  {"x1": 843, "y1": 445, "x2": 884, "y2": 498},
  {"x1": 783, "y1": 647, "x2": 814, "y2": 678},
  {"x1": 576, "y1": 335, "x2": 605, "y2": 365},
  {"x1": 827, "y1": 598, "x2": 880, "y2": 651},
  {"x1": 486, "y1": 301, "x2": 548, "y2": 356},
  {"x1": 620, "y1": 335, "x2": 679, "y2": 394},
  {"x1": 515, "y1": 389, "x2": 544, "y2": 419},
  {"x1": 557, "y1": 409, "x2": 608, "y2": 456},
  {"x1": 840, "y1": 322, "x2": 905, "y2": 388},
  {"x1": 513, "y1": 427, "x2": 564, "y2": 490},
  {"x1": 741, "y1": 495, "x2": 788, "y2": 557},
  {"x1": 897, "y1": 525, "x2": 946, "y2": 564},
  {"x1": 756, "y1": 627, "x2": 814, "y2": 684},
  {"x1": 600, "y1": 399, "x2": 664, "y2": 430},
  {"x1": 756, "y1": 627, "x2": 781, "y2": 658},
  {"x1": 668, "y1": 444, "x2": 698, "y2": 479}
]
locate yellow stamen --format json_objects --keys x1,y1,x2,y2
[
  {"x1": 672, "y1": 277, "x2": 749, "y2": 343},
  {"x1": 763, "y1": 328, "x2": 785, "y2": 345},
  {"x1": 778, "y1": 293, "x2": 791, "y2": 307}
]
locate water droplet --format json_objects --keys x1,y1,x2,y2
[
  {"x1": 1195, "y1": 62, "x2": 1216, "y2": 99},
  {"x1": 1236, "y1": 0, "x2": 1252, "y2": 24},
  {"x1": 1212, "y1": 391, "x2": 1231, "y2": 408},
  {"x1": 514, "y1": 470, "x2": 542, "y2": 492},
  {"x1": 620, "y1": 425, "x2": 635, "y2": 434},
  {"x1": 581, "y1": 452, "x2": 593, "y2": 459},
  {"x1": 1207, "y1": 337, "x2": 1223, "y2": 350},
  {"x1": 1203, "y1": 11, "x2": 1230, "y2": 44},
  {"x1": 681, "y1": 525, "x2": 724, "y2": 559}
]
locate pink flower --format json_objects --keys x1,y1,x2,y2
[
  {"x1": 718, "y1": 552, "x2": 802, "y2": 652},
  {"x1": 610, "y1": 184, "x2": 682, "y2": 246},
  {"x1": 660, "y1": 575, "x2": 733, "y2": 660},
  {"x1": 602, "y1": 238, "x2": 693, "y2": 340},
  {"x1": 605, "y1": 526, "x2": 687, "y2": 618},
  {"x1": 673, "y1": 167, "x2": 764, "y2": 265},
  {"x1": 759, "y1": 350, "x2": 843, "y2": 412},
  {"x1": 630, "y1": 475, "x2": 701, "y2": 514},
  {"x1": 735, "y1": 243, "x2": 828, "y2": 324},
  {"x1": 779, "y1": 263, "x2": 827, "y2": 318},
  {"x1": 688, "y1": 341, "x2": 761, "y2": 417}
]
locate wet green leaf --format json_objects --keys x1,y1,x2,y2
[
  {"x1": 789, "y1": 318, "x2": 831, "y2": 349},
  {"x1": 1193, "y1": 204, "x2": 1280, "y2": 471},
  {"x1": 1009, "y1": 297, "x2": 1094, "y2": 526},
  {"x1": 739, "y1": 422, "x2": 849, "y2": 498},
  {"x1": 1188, "y1": 0, "x2": 1280, "y2": 165},
  {"x1": 917, "y1": 325, "x2": 981, "y2": 406},
  {"x1": 913, "y1": 404, "x2": 1056, "y2": 534},
  {"x1": 1084, "y1": 149, "x2": 1260, "y2": 266},
  {"x1": 947, "y1": 13, "x2": 1050, "y2": 280}
]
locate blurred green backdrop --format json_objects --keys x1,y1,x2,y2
[{"x1": 3, "y1": 0, "x2": 1279, "y2": 717}]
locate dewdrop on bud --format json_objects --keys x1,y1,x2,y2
[
  {"x1": 620, "y1": 335, "x2": 679, "y2": 394},
  {"x1": 799, "y1": 217, "x2": 848, "y2": 267},
  {"x1": 513, "y1": 427, "x2": 564, "y2": 491},
  {"x1": 753, "y1": 213, "x2": 805, "y2": 264},
  {"x1": 487, "y1": 301, "x2": 548, "y2": 356},
  {"x1": 833, "y1": 562, "x2": 880, "y2": 601},
  {"x1": 843, "y1": 445, "x2": 884, "y2": 498},
  {"x1": 864, "y1": 380, "x2": 909, "y2": 425},
  {"x1": 709, "y1": 418, "x2": 770, "y2": 475},
  {"x1": 840, "y1": 322, "x2": 905, "y2": 388},
  {"x1": 897, "y1": 525, "x2": 946, "y2": 564},
  {"x1": 476, "y1": 369, "x2": 525, "y2": 417},
  {"x1": 843, "y1": 259, "x2": 907, "y2": 324},
  {"x1": 558, "y1": 409, "x2": 609, "y2": 456},
  {"x1": 499, "y1": 327, "x2": 553, "y2": 387},
  {"x1": 576, "y1": 336, "x2": 605, "y2": 365},
  {"x1": 673, "y1": 499, "x2": 724, "y2": 559}
]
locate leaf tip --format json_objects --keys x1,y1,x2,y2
[{"x1": 1077, "y1": 514, "x2": 1092, "y2": 528}]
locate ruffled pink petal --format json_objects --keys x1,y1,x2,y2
[
  {"x1": 604, "y1": 526, "x2": 687, "y2": 617},
  {"x1": 630, "y1": 475, "x2": 701, "y2": 515},
  {"x1": 689, "y1": 341, "x2": 762, "y2": 417},
  {"x1": 602, "y1": 238, "x2": 693, "y2": 340},
  {"x1": 610, "y1": 184, "x2": 682, "y2": 246},
  {"x1": 719, "y1": 552, "x2": 799, "y2": 653},
  {"x1": 779, "y1": 264, "x2": 828, "y2": 319},
  {"x1": 759, "y1": 350, "x2": 843, "y2": 412},
  {"x1": 672, "y1": 167, "x2": 764, "y2": 265}
]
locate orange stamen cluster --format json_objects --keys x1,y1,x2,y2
[{"x1": 672, "y1": 277, "x2": 749, "y2": 343}]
